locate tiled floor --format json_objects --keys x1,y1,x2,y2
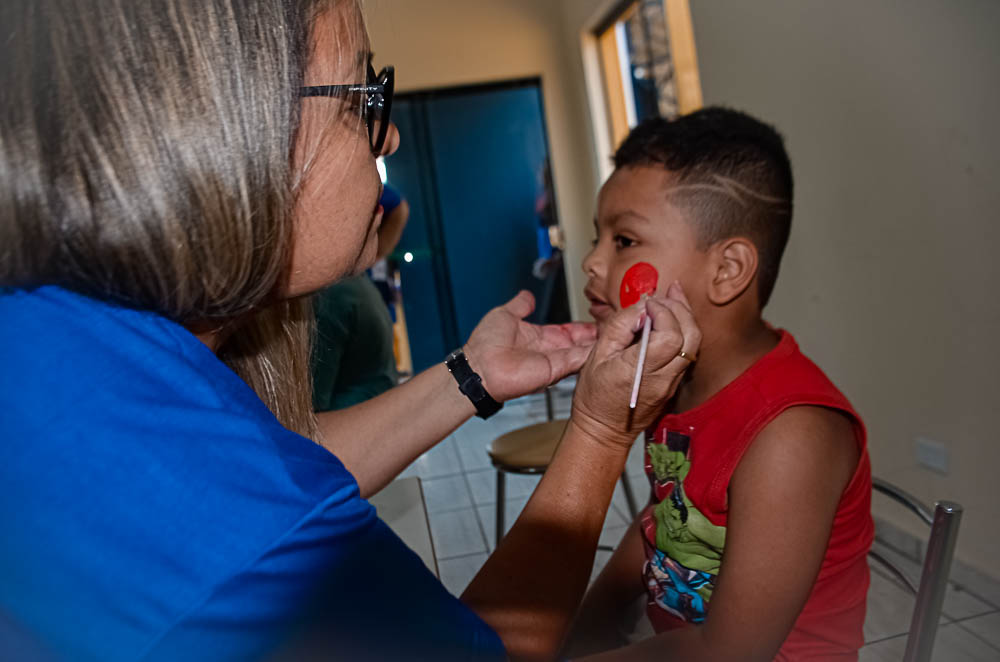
[{"x1": 397, "y1": 380, "x2": 1000, "y2": 660}]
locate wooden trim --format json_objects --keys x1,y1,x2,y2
[
  {"x1": 663, "y1": 0, "x2": 703, "y2": 114},
  {"x1": 592, "y1": 0, "x2": 639, "y2": 36},
  {"x1": 597, "y1": 20, "x2": 631, "y2": 150}
]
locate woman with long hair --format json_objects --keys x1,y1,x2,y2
[{"x1": 0, "y1": 1, "x2": 700, "y2": 660}]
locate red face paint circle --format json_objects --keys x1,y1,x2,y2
[{"x1": 619, "y1": 262, "x2": 659, "y2": 308}]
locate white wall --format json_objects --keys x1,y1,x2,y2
[{"x1": 368, "y1": 0, "x2": 1000, "y2": 578}]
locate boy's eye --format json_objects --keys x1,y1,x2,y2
[{"x1": 614, "y1": 235, "x2": 635, "y2": 249}]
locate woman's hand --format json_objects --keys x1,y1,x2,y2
[
  {"x1": 572, "y1": 281, "x2": 701, "y2": 448},
  {"x1": 463, "y1": 291, "x2": 597, "y2": 402}
]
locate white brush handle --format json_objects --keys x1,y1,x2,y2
[{"x1": 629, "y1": 314, "x2": 651, "y2": 409}]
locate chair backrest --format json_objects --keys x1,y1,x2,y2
[{"x1": 870, "y1": 477, "x2": 963, "y2": 662}]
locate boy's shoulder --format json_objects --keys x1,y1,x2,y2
[
  {"x1": 747, "y1": 330, "x2": 854, "y2": 407},
  {"x1": 743, "y1": 402, "x2": 861, "y2": 480},
  {"x1": 649, "y1": 329, "x2": 864, "y2": 489},
  {"x1": 667, "y1": 329, "x2": 860, "y2": 431},
  {"x1": 725, "y1": 330, "x2": 865, "y2": 496}
]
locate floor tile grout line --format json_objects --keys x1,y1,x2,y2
[
  {"x1": 465, "y1": 471, "x2": 493, "y2": 553},
  {"x1": 870, "y1": 540, "x2": 1000, "y2": 613},
  {"x1": 417, "y1": 469, "x2": 477, "y2": 482},
  {"x1": 867, "y1": 557, "x2": 999, "y2": 625},
  {"x1": 860, "y1": 609, "x2": 1000, "y2": 651},
  {"x1": 949, "y1": 608, "x2": 1000, "y2": 622},
  {"x1": 452, "y1": 426, "x2": 475, "y2": 474},
  {"x1": 953, "y1": 615, "x2": 1000, "y2": 653},
  {"x1": 955, "y1": 587, "x2": 1000, "y2": 613},
  {"x1": 608, "y1": 498, "x2": 630, "y2": 525},
  {"x1": 426, "y1": 501, "x2": 477, "y2": 516},
  {"x1": 436, "y1": 549, "x2": 492, "y2": 563},
  {"x1": 456, "y1": 439, "x2": 494, "y2": 553},
  {"x1": 862, "y1": 631, "x2": 909, "y2": 647}
]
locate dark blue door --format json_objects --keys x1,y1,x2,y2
[{"x1": 387, "y1": 81, "x2": 557, "y2": 372}]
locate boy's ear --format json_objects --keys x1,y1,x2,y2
[{"x1": 707, "y1": 237, "x2": 758, "y2": 306}]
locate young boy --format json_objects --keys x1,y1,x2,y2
[{"x1": 568, "y1": 108, "x2": 873, "y2": 660}]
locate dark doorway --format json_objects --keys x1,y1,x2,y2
[{"x1": 385, "y1": 78, "x2": 569, "y2": 373}]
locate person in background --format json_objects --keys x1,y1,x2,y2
[
  {"x1": 368, "y1": 183, "x2": 408, "y2": 320},
  {"x1": 532, "y1": 162, "x2": 571, "y2": 325},
  {"x1": 311, "y1": 184, "x2": 409, "y2": 411}
]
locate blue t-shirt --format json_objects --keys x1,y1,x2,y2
[{"x1": 0, "y1": 287, "x2": 505, "y2": 662}]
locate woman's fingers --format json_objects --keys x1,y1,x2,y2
[
  {"x1": 666, "y1": 280, "x2": 693, "y2": 313},
  {"x1": 560, "y1": 321, "x2": 598, "y2": 346},
  {"x1": 569, "y1": 281, "x2": 702, "y2": 443},
  {"x1": 501, "y1": 290, "x2": 535, "y2": 320},
  {"x1": 545, "y1": 344, "x2": 594, "y2": 383},
  {"x1": 639, "y1": 296, "x2": 683, "y2": 371},
  {"x1": 592, "y1": 303, "x2": 646, "y2": 362},
  {"x1": 642, "y1": 286, "x2": 701, "y2": 372},
  {"x1": 655, "y1": 296, "x2": 701, "y2": 353}
]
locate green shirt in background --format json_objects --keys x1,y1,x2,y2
[{"x1": 312, "y1": 275, "x2": 398, "y2": 412}]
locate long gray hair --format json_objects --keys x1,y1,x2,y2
[{"x1": 0, "y1": 0, "x2": 362, "y2": 437}]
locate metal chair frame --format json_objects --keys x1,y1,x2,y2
[{"x1": 870, "y1": 477, "x2": 963, "y2": 662}]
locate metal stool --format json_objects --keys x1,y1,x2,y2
[{"x1": 487, "y1": 417, "x2": 639, "y2": 548}]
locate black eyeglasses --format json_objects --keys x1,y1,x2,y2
[{"x1": 300, "y1": 64, "x2": 394, "y2": 155}]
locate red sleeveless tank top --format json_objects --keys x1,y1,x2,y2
[{"x1": 641, "y1": 330, "x2": 873, "y2": 660}]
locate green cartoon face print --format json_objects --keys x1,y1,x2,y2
[{"x1": 641, "y1": 430, "x2": 727, "y2": 622}]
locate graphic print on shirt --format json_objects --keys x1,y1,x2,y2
[{"x1": 641, "y1": 429, "x2": 727, "y2": 624}]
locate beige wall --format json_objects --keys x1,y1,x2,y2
[
  {"x1": 364, "y1": 0, "x2": 600, "y2": 320},
  {"x1": 368, "y1": 0, "x2": 1000, "y2": 577}
]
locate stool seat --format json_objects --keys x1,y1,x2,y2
[
  {"x1": 485, "y1": 415, "x2": 640, "y2": 549},
  {"x1": 488, "y1": 419, "x2": 569, "y2": 472}
]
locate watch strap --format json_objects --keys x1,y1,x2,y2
[{"x1": 445, "y1": 349, "x2": 503, "y2": 419}]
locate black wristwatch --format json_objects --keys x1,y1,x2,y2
[{"x1": 445, "y1": 349, "x2": 503, "y2": 419}]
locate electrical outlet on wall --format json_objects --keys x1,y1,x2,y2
[{"x1": 914, "y1": 437, "x2": 950, "y2": 475}]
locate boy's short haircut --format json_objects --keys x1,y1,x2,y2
[{"x1": 614, "y1": 107, "x2": 793, "y2": 308}]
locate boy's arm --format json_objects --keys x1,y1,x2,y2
[
  {"x1": 575, "y1": 405, "x2": 860, "y2": 662},
  {"x1": 564, "y1": 518, "x2": 648, "y2": 657}
]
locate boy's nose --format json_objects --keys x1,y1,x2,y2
[{"x1": 582, "y1": 247, "x2": 602, "y2": 278}]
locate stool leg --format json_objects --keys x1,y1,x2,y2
[
  {"x1": 620, "y1": 471, "x2": 638, "y2": 519},
  {"x1": 495, "y1": 469, "x2": 506, "y2": 548}
]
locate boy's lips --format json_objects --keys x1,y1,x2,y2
[
  {"x1": 589, "y1": 302, "x2": 612, "y2": 320},
  {"x1": 585, "y1": 286, "x2": 613, "y2": 319}
]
